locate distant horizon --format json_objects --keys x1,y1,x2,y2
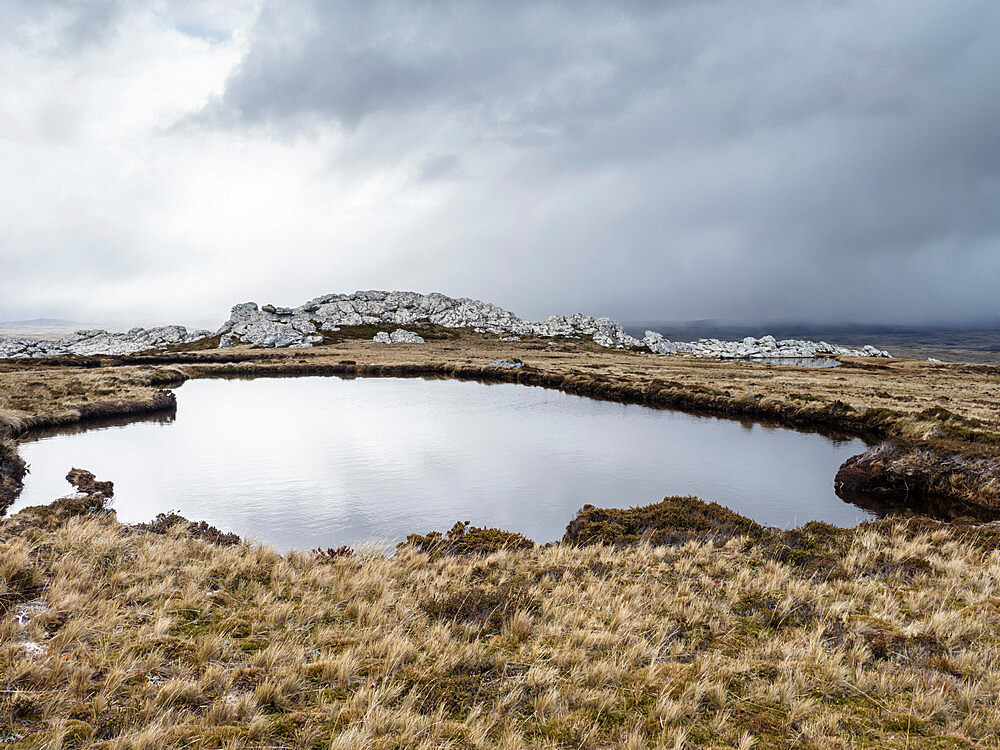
[{"x1": 3, "y1": 307, "x2": 999, "y2": 334}]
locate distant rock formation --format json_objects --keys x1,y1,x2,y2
[
  {"x1": 648, "y1": 333, "x2": 891, "y2": 360},
  {"x1": 0, "y1": 290, "x2": 892, "y2": 359},
  {"x1": 0, "y1": 325, "x2": 210, "y2": 358},
  {"x1": 215, "y1": 291, "x2": 643, "y2": 350}
]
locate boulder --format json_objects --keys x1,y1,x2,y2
[
  {"x1": 217, "y1": 302, "x2": 308, "y2": 349},
  {"x1": 643, "y1": 331, "x2": 678, "y2": 355},
  {"x1": 373, "y1": 329, "x2": 426, "y2": 344},
  {"x1": 490, "y1": 358, "x2": 524, "y2": 369}
]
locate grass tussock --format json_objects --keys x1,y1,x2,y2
[
  {"x1": 403, "y1": 520, "x2": 534, "y2": 558},
  {"x1": 3, "y1": 487, "x2": 1000, "y2": 748},
  {"x1": 133, "y1": 513, "x2": 242, "y2": 547}
]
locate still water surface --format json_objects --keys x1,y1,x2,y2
[{"x1": 11, "y1": 377, "x2": 873, "y2": 551}]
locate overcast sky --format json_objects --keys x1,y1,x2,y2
[{"x1": 2, "y1": 0, "x2": 998, "y2": 327}]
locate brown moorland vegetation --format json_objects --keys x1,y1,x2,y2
[
  {"x1": 2, "y1": 334, "x2": 1000, "y2": 746},
  {"x1": 2, "y1": 478, "x2": 1000, "y2": 748}
]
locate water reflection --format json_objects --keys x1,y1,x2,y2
[{"x1": 12, "y1": 377, "x2": 874, "y2": 551}]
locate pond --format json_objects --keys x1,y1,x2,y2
[{"x1": 9, "y1": 377, "x2": 875, "y2": 552}]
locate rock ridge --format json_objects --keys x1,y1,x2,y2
[
  {"x1": 0, "y1": 325, "x2": 211, "y2": 359},
  {"x1": 0, "y1": 291, "x2": 892, "y2": 359}
]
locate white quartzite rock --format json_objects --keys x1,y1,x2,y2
[
  {"x1": 218, "y1": 290, "x2": 891, "y2": 359},
  {"x1": 0, "y1": 290, "x2": 893, "y2": 359},
  {"x1": 212, "y1": 292, "x2": 645, "y2": 351},
  {"x1": 373, "y1": 329, "x2": 426, "y2": 344},
  {"x1": 0, "y1": 326, "x2": 210, "y2": 358},
  {"x1": 657, "y1": 335, "x2": 891, "y2": 359},
  {"x1": 642, "y1": 331, "x2": 679, "y2": 355}
]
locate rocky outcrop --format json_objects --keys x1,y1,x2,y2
[
  {"x1": 642, "y1": 331, "x2": 679, "y2": 355},
  {"x1": 373, "y1": 329, "x2": 425, "y2": 344},
  {"x1": 212, "y1": 292, "x2": 890, "y2": 357},
  {"x1": 534, "y1": 313, "x2": 641, "y2": 348},
  {"x1": 214, "y1": 292, "x2": 647, "y2": 351},
  {"x1": 217, "y1": 302, "x2": 325, "y2": 349},
  {"x1": 0, "y1": 290, "x2": 893, "y2": 359},
  {"x1": 649, "y1": 334, "x2": 891, "y2": 360},
  {"x1": 0, "y1": 325, "x2": 211, "y2": 358}
]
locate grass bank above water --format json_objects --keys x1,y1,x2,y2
[{"x1": 3, "y1": 481, "x2": 1000, "y2": 748}]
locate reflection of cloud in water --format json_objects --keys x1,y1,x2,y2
[{"x1": 12, "y1": 377, "x2": 874, "y2": 551}]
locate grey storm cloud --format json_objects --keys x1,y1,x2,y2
[
  {"x1": 0, "y1": 0, "x2": 128, "y2": 52},
  {"x1": 3, "y1": 0, "x2": 1000, "y2": 325},
  {"x1": 195, "y1": 0, "x2": 1000, "y2": 323}
]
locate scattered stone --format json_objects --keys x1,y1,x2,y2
[
  {"x1": 373, "y1": 329, "x2": 426, "y2": 344},
  {"x1": 18, "y1": 641, "x2": 46, "y2": 657},
  {"x1": 490, "y1": 358, "x2": 524, "y2": 369},
  {"x1": 500, "y1": 336, "x2": 521, "y2": 341},
  {"x1": 12, "y1": 599, "x2": 50, "y2": 658}
]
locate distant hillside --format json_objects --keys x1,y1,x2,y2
[
  {"x1": 0, "y1": 318, "x2": 222, "y2": 342},
  {"x1": 0, "y1": 319, "x2": 121, "y2": 341},
  {"x1": 5, "y1": 318, "x2": 82, "y2": 326}
]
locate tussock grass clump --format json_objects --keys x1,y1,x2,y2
[
  {"x1": 421, "y1": 582, "x2": 539, "y2": 631},
  {"x1": 133, "y1": 512, "x2": 242, "y2": 546},
  {"x1": 564, "y1": 496, "x2": 766, "y2": 546},
  {"x1": 404, "y1": 520, "x2": 534, "y2": 558}
]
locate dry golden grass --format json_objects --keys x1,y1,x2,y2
[
  {"x1": 3, "y1": 504, "x2": 1000, "y2": 748},
  {"x1": 2, "y1": 335, "x2": 1000, "y2": 747}
]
